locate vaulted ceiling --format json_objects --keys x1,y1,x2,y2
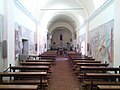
[{"x1": 18, "y1": 0, "x2": 106, "y2": 32}]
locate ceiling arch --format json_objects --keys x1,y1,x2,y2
[
  {"x1": 51, "y1": 27, "x2": 72, "y2": 36},
  {"x1": 49, "y1": 22, "x2": 74, "y2": 35},
  {"x1": 18, "y1": 0, "x2": 96, "y2": 19},
  {"x1": 18, "y1": 0, "x2": 107, "y2": 33},
  {"x1": 47, "y1": 14, "x2": 78, "y2": 31}
]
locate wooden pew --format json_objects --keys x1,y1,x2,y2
[
  {"x1": 81, "y1": 81, "x2": 120, "y2": 90},
  {"x1": 26, "y1": 59, "x2": 54, "y2": 62},
  {"x1": 40, "y1": 54, "x2": 56, "y2": 60},
  {"x1": 68, "y1": 53, "x2": 93, "y2": 60},
  {"x1": 70, "y1": 59, "x2": 100, "y2": 64},
  {"x1": 77, "y1": 63, "x2": 109, "y2": 67},
  {"x1": 74, "y1": 63, "x2": 109, "y2": 75},
  {"x1": 0, "y1": 72, "x2": 47, "y2": 89},
  {"x1": 78, "y1": 66, "x2": 120, "y2": 82},
  {"x1": 26, "y1": 59, "x2": 55, "y2": 65},
  {"x1": 97, "y1": 85, "x2": 120, "y2": 90},
  {"x1": 69, "y1": 58, "x2": 95, "y2": 68},
  {"x1": 68, "y1": 54, "x2": 95, "y2": 67},
  {"x1": 71, "y1": 60, "x2": 101, "y2": 71},
  {"x1": 28, "y1": 54, "x2": 39, "y2": 60},
  {"x1": 19, "y1": 62, "x2": 52, "y2": 67},
  {"x1": 80, "y1": 66, "x2": 120, "y2": 73},
  {"x1": 29, "y1": 50, "x2": 57, "y2": 60},
  {"x1": 72, "y1": 58, "x2": 95, "y2": 60},
  {"x1": 81, "y1": 73, "x2": 120, "y2": 90},
  {"x1": 10, "y1": 65, "x2": 51, "y2": 79},
  {"x1": 0, "y1": 72, "x2": 47, "y2": 82},
  {"x1": 0, "y1": 85, "x2": 38, "y2": 90},
  {"x1": 10, "y1": 66, "x2": 50, "y2": 72},
  {"x1": 74, "y1": 60, "x2": 101, "y2": 63},
  {"x1": 85, "y1": 73, "x2": 120, "y2": 79},
  {"x1": 4, "y1": 79, "x2": 47, "y2": 84},
  {"x1": 3, "y1": 79, "x2": 48, "y2": 88}
]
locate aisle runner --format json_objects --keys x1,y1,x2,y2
[{"x1": 48, "y1": 57, "x2": 80, "y2": 90}]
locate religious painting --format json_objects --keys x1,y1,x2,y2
[
  {"x1": 15, "y1": 23, "x2": 22, "y2": 59},
  {"x1": 89, "y1": 20, "x2": 114, "y2": 66}
]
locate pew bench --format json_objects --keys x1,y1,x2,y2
[
  {"x1": 26, "y1": 59, "x2": 55, "y2": 65},
  {"x1": 97, "y1": 85, "x2": 120, "y2": 90},
  {"x1": 26, "y1": 59, "x2": 54, "y2": 63},
  {"x1": 0, "y1": 85, "x2": 38, "y2": 90},
  {"x1": 73, "y1": 64, "x2": 109, "y2": 76},
  {"x1": 28, "y1": 54, "x2": 39, "y2": 60},
  {"x1": 10, "y1": 66, "x2": 51, "y2": 74},
  {"x1": 3, "y1": 79, "x2": 48, "y2": 87},
  {"x1": 76, "y1": 63, "x2": 109, "y2": 67},
  {"x1": 0, "y1": 72, "x2": 47, "y2": 89},
  {"x1": 79, "y1": 66, "x2": 120, "y2": 74},
  {"x1": 71, "y1": 60, "x2": 101, "y2": 69},
  {"x1": 19, "y1": 62, "x2": 52, "y2": 67},
  {"x1": 71, "y1": 57, "x2": 95, "y2": 60},
  {"x1": 40, "y1": 54, "x2": 56, "y2": 60},
  {"x1": 80, "y1": 73, "x2": 120, "y2": 90},
  {"x1": 81, "y1": 80, "x2": 120, "y2": 90}
]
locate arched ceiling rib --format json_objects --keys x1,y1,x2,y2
[
  {"x1": 49, "y1": 22, "x2": 74, "y2": 34},
  {"x1": 18, "y1": 0, "x2": 96, "y2": 32},
  {"x1": 18, "y1": 0, "x2": 96, "y2": 19},
  {"x1": 51, "y1": 27, "x2": 72, "y2": 36},
  {"x1": 47, "y1": 14, "x2": 77, "y2": 30},
  {"x1": 39, "y1": 0, "x2": 87, "y2": 32}
]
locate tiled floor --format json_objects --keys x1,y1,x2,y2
[{"x1": 47, "y1": 55, "x2": 80, "y2": 90}]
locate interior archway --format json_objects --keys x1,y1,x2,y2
[{"x1": 50, "y1": 27, "x2": 72, "y2": 51}]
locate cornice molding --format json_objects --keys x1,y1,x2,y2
[
  {"x1": 79, "y1": 0, "x2": 113, "y2": 30},
  {"x1": 14, "y1": 0, "x2": 40, "y2": 24},
  {"x1": 88, "y1": 0, "x2": 113, "y2": 22}
]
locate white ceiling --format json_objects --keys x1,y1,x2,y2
[
  {"x1": 18, "y1": 0, "x2": 106, "y2": 32},
  {"x1": 37, "y1": 0, "x2": 95, "y2": 31}
]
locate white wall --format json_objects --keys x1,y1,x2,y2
[
  {"x1": 79, "y1": 29, "x2": 86, "y2": 36},
  {"x1": 0, "y1": 0, "x2": 46, "y2": 71},
  {"x1": 114, "y1": 0, "x2": 120, "y2": 67},
  {"x1": 39, "y1": 30, "x2": 47, "y2": 54},
  {"x1": 36, "y1": 24, "x2": 40, "y2": 54},
  {"x1": 78, "y1": 1, "x2": 114, "y2": 57},
  {"x1": 3, "y1": 0, "x2": 15, "y2": 68},
  {"x1": 0, "y1": 0, "x2": 4, "y2": 15},
  {"x1": 89, "y1": 2, "x2": 114, "y2": 30},
  {"x1": 78, "y1": 22, "x2": 89, "y2": 55},
  {"x1": 88, "y1": 1, "x2": 115, "y2": 66},
  {"x1": 15, "y1": 4, "x2": 44, "y2": 55},
  {"x1": 0, "y1": 0, "x2": 4, "y2": 71},
  {"x1": 15, "y1": 2, "x2": 48, "y2": 55},
  {"x1": 15, "y1": 7, "x2": 36, "y2": 32}
]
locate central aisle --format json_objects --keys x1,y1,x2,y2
[{"x1": 48, "y1": 56, "x2": 80, "y2": 90}]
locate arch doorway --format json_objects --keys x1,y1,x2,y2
[{"x1": 50, "y1": 27, "x2": 73, "y2": 51}]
